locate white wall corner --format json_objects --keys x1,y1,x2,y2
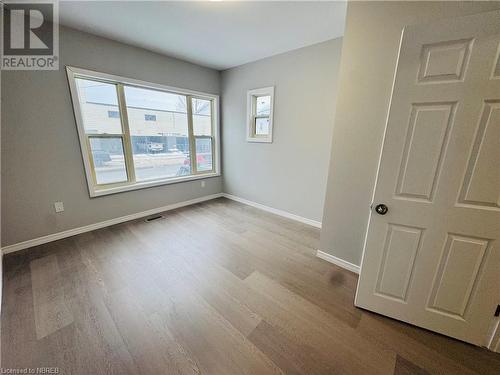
[{"x1": 316, "y1": 249, "x2": 360, "y2": 274}]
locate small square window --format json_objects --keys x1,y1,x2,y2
[
  {"x1": 256, "y1": 96, "x2": 271, "y2": 116},
  {"x1": 144, "y1": 114, "x2": 157, "y2": 121},
  {"x1": 247, "y1": 87, "x2": 274, "y2": 143},
  {"x1": 255, "y1": 117, "x2": 270, "y2": 135}
]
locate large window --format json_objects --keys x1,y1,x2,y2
[{"x1": 67, "y1": 67, "x2": 219, "y2": 197}]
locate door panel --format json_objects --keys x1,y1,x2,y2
[
  {"x1": 459, "y1": 100, "x2": 500, "y2": 208},
  {"x1": 375, "y1": 224, "x2": 423, "y2": 301},
  {"x1": 428, "y1": 234, "x2": 489, "y2": 318},
  {"x1": 418, "y1": 39, "x2": 473, "y2": 83},
  {"x1": 492, "y1": 43, "x2": 500, "y2": 77},
  {"x1": 355, "y1": 10, "x2": 500, "y2": 347},
  {"x1": 396, "y1": 103, "x2": 455, "y2": 200}
]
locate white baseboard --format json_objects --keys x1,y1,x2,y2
[
  {"x1": 2, "y1": 192, "x2": 322, "y2": 255},
  {"x1": 316, "y1": 250, "x2": 360, "y2": 274},
  {"x1": 1, "y1": 193, "x2": 224, "y2": 255},
  {"x1": 221, "y1": 193, "x2": 322, "y2": 228}
]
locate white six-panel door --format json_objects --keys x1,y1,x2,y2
[{"x1": 355, "y1": 10, "x2": 500, "y2": 347}]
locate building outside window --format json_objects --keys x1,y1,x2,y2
[{"x1": 67, "y1": 67, "x2": 219, "y2": 197}]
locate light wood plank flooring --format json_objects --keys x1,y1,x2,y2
[{"x1": 2, "y1": 198, "x2": 499, "y2": 374}]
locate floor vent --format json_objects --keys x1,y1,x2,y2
[{"x1": 145, "y1": 215, "x2": 164, "y2": 222}]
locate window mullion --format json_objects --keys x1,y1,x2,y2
[
  {"x1": 85, "y1": 135, "x2": 99, "y2": 186},
  {"x1": 211, "y1": 99, "x2": 216, "y2": 173},
  {"x1": 116, "y1": 84, "x2": 136, "y2": 183},
  {"x1": 187, "y1": 95, "x2": 197, "y2": 175},
  {"x1": 210, "y1": 135, "x2": 215, "y2": 173}
]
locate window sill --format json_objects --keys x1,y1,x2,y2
[
  {"x1": 90, "y1": 172, "x2": 220, "y2": 198},
  {"x1": 247, "y1": 137, "x2": 273, "y2": 143}
]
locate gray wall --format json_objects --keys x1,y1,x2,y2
[
  {"x1": 221, "y1": 39, "x2": 343, "y2": 223},
  {"x1": 319, "y1": 1, "x2": 500, "y2": 265},
  {"x1": 1, "y1": 26, "x2": 222, "y2": 247}
]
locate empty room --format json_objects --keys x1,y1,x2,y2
[{"x1": 1, "y1": 1, "x2": 499, "y2": 374}]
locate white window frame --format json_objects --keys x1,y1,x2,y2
[
  {"x1": 246, "y1": 86, "x2": 274, "y2": 143},
  {"x1": 66, "y1": 66, "x2": 221, "y2": 197}
]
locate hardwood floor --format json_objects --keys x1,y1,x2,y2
[{"x1": 2, "y1": 197, "x2": 499, "y2": 374}]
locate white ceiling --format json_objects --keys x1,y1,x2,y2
[{"x1": 59, "y1": 1, "x2": 347, "y2": 70}]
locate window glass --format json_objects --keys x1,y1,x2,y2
[
  {"x1": 89, "y1": 137, "x2": 127, "y2": 184},
  {"x1": 256, "y1": 95, "x2": 271, "y2": 116},
  {"x1": 255, "y1": 118, "x2": 270, "y2": 135},
  {"x1": 195, "y1": 138, "x2": 213, "y2": 172},
  {"x1": 76, "y1": 79, "x2": 122, "y2": 134},
  {"x1": 123, "y1": 86, "x2": 191, "y2": 181},
  {"x1": 246, "y1": 87, "x2": 274, "y2": 143},
  {"x1": 192, "y1": 98, "x2": 212, "y2": 136},
  {"x1": 69, "y1": 68, "x2": 219, "y2": 196}
]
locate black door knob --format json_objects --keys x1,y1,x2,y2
[{"x1": 375, "y1": 204, "x2": 388, "y2": 215}]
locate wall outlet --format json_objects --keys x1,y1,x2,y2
[
  {"x1": 201, "y1": 180, "x2": 206, "y2": 188},
  {"x1": 54, "y1": 201, "x2": 64, "y2": 213}
]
